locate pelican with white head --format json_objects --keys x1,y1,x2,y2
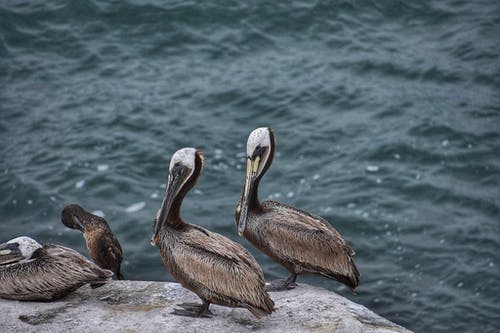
[
  {"x1": 235, "y1": 127, "x2": 360, "y2": 291},
  {"x1": 151, "y1": 147, "x2": 201, "y2": 246},
  {"x1": 237, "y1": 127, "x2": 275, "y2": 236},
  {"x1": 149, "y1": 146, "x2": 274, "y2": 318},
  {"x1": 0, "y1": 236, "x2": 42, "y2": 265}
]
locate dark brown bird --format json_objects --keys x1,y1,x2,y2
[
  {"x1": 236, "y1": 127, "x2": 360, "y2": 291},
  {"x1": 150, "y1": 147, "x2": 274, "y2": 318},
  {"x1": 61, "y1": 204, "x2": 124, "y2": 280},
  {"x1": 0, "y1": 236, "x2": 112, "y2": 301}
]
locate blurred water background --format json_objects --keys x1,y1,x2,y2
[{"x1": 1, "y1": 1, "x2": 499, "y2": 332}]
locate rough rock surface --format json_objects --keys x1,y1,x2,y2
[{"x1": 0, "y1": 281, "x2": 413, "y2": 333}]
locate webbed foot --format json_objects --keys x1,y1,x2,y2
[
  {"x1": 172, "y1": 302, "x2": 213, "y2": 318},
  {"x1": 265, "y1": 279, "x2": 298, "y2": 291}
]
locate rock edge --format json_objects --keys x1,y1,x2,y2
[{"x1": 0, "y1": 281, "x2": 413, "y2": 333}]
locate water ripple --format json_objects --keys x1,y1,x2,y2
[{"x1": 1, "y1": 1, "x2": 500, "y2": 332}]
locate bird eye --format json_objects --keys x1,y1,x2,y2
[{"x1": 252, "y1": 145, "x2": 266, "y2": 159}]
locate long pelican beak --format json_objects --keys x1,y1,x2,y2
[
  {"x1": 71, "y1": 216, "x2": 85, "y2": 232},
  {"x1": 237, "y1": 155, "x2": 261, "y2": 236},
  {"x1": 61, "y1": 211, "x2": 85, "y2": 232},
  {"x1": 0, "y1": 242, "x2": 24, "y2": 265},
  {"x1": 150, "y1": 168, "x2": 185, "y2": 246}
]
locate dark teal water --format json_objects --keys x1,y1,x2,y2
[{"x1": 1, "y1": 1, "x2": 499, "y2": 332}]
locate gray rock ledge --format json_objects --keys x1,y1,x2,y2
[{"x1": 0, "y1": 281, "x2": 413, "y2": 333}]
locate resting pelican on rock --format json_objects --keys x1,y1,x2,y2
[
  {"x1": 236, "y1": 127, "x2": 360, "y2": 291},
  {"x1": 0, "y1": 236, "x2": 112, "y2": 301},
  {"x1": 61, "y1": 204, "x2": 124, "y2": 280},
  {"x1": 150, "y1": 147, "x2": 274, "y2": 318}
]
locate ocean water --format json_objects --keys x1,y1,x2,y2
[{"x1": 1, "y1": 1, "x2": 499, "y2": 332}]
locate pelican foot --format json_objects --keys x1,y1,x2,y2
[
  {"x1": 265, "y1": 279, "x2": 298, "y2": 291},
  {"x1": 172, "y1": 302, "x2": 213, "y2": 318}
]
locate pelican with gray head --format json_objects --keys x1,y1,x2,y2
[
  {"x1": 61, "y1": 204, "x2": 124, "y2": 280},
  {"x1": 151, "y1": 147, "x2": 274, "y2": 318},
  {"x1": 236, "y1": 127, "x2": 360, "y2": 291},
  {"x1": 0, "y1": 236, "x2": 112, "y2": 301}
]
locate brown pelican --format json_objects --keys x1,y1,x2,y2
[
  {"x1": 150, "y1": 147, "x2": 274, "y2": 318},
  {"x1": 0, "y1": 236, "x2": 112, "y2": 301},
  {"x1": 236, "y1": 127, "x2": 360, "y2": 291},
  {"x1": 61, "y1": 204, "x2": 124, "y2": 280}
]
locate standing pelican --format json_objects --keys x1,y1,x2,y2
[
  {"x1": 0, "y1": 236, "x2": 112, "y2": 301},
  {"x1": 61, "y1": 204, "x2": 124, "y2": 280},
  {"x1": 236, "y1": 127, "x2": 360, "y2": 291},
  {"x1": 150, "y1": 147, "x2": 274, "y2": 318}
]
